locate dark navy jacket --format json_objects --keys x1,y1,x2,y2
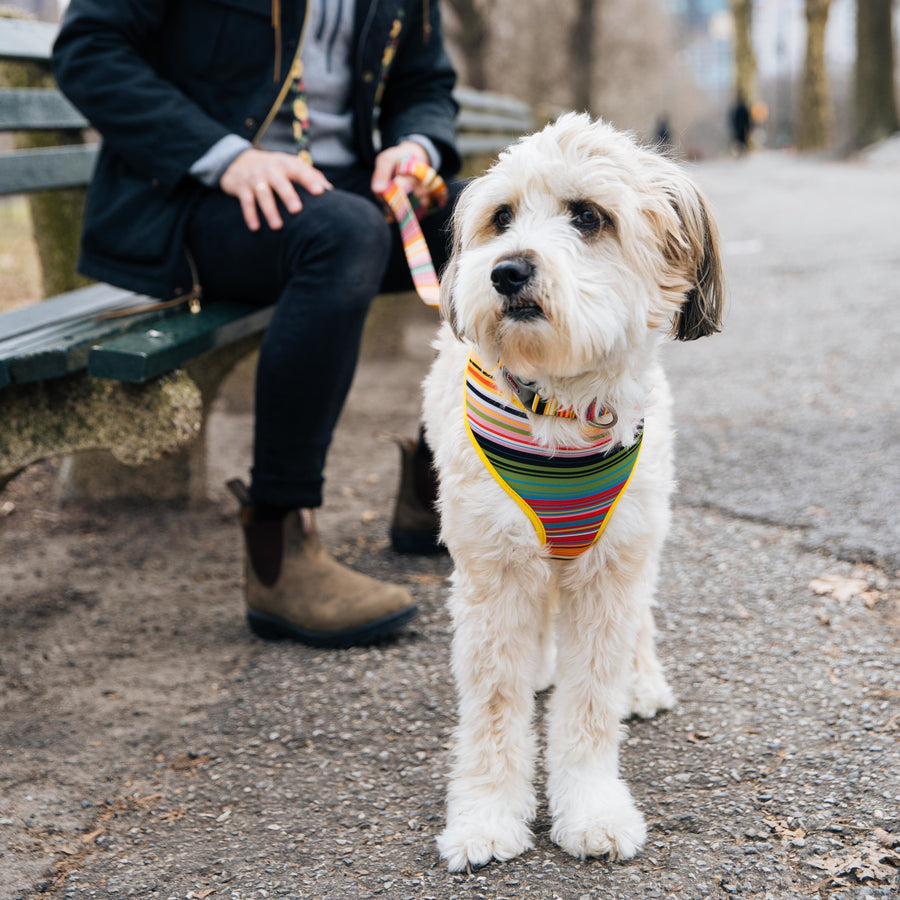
[{"x1": 52, "y1": 0, "x2": 460, "y2": 300}]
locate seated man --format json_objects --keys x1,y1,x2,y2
[{"x1": 52, "y1": 0, "x2": 461, "y2": 648}]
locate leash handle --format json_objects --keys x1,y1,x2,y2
[{"x1": 379, "y1": 156, "x2": 447, "y2": 308}]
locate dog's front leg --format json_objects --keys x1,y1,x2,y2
[
  {"x1": 545, "y1": 564, "x2": 649, "y2": 861},
  {"x1": 437, "y1": 564, "x2": 547, "y2": 872}
]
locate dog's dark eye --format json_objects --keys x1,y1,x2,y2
[
  {"x1": 493, "y1": 206, "x2": 513, "y2": 231},
  {"x1": 569, "y1": 202, "x2": 610, "y2": 234}
]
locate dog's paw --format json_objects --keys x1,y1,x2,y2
[
  {"x1": 629, "y1": 672, "x2": 675, "y2": 719},
  {"x1": 550, "y1": 778, "x2": 647, "y2": 861},
  {"x1": 438, "y1": 812, "x2": 534, "y2": 872}
]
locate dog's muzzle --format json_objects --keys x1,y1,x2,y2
[{"x1": 492, "y1": 256, "x2": 544, "y2": 321}]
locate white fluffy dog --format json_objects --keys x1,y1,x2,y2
[{"x1": 423, "y1": 114, "x2": 724, "y2": 872}]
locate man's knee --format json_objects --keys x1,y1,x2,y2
[{"x1": 283, "y1": 190, "x2": 391, "y2": 292}]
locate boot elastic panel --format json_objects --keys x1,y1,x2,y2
[
  {"x1": 227, "y1": 478, "x2": 252, "y2": 507},
  {"x1": 244, "y1": 517, "x2": 285, "y2": 587}
]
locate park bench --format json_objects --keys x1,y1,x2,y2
[{"x1": 0, "y1": 15, "x2": 533, "y2": 502}]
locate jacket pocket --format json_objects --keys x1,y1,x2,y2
[{"x1": 81, "y1": 155, "x2": 178, "y2": 267}]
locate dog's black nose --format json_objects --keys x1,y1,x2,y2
[{"x1": 491, "y1": 257, "x2": 535, "y2": 296}]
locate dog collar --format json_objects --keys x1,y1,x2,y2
[
  {"x1": 498, "y1": 364, "x2": 618, "y2": 428},
  {"x1": 465, "y1": 353, "x2": 642, "y2": 559}
]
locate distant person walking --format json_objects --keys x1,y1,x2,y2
[
  {"x1": 730, "y1": 94, "x2": 752, "y2": 154},
  {"x1": 654, "y1": 114, "x2": 673, "y2": 153}
]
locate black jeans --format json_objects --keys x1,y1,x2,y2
[{"x1": 186, "y1": 164, "x2": 461, "y2": 508}]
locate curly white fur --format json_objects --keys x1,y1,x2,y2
[{"x1": 424, "y1": 113, "x2": 724, "y2": 872}]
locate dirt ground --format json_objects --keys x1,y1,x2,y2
[
  {"x1": 0, "y1": 297, "x2": 451, "y2": 898},
  {"x1": 3, "y1": 300, "x2": 899, "y2": 900}
]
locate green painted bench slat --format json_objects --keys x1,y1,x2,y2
[
  {"x1": 5, "y1": 308, "x2": 179, "y2": 385},
  {"x1": 88, "y1": 302, "x2": 275, "y2": 383},
  {"x1": 455, "y1": 109, "x2": 533, "y2": 134},
  {"x1": 0, "y1": 283, "x2": 156, "y2": 344},
  {"x1": 0, "y1": 18, "x2": 57, "y2": 64},
  {"x1": 457, "y1": 134, "x2": 534, "y2": 156},
  {"x1": 0, "y1": 89, "x2": 88, "y2": 131},
  {"x1": 452, "y1": 86, "x2": 532, "y2": 119},
  {"x1": 0, "y1": 144, "x2": 97, "y2": 195},
  {"x1": 0, "y1": 284, "x2": 178, "y2": 385}
]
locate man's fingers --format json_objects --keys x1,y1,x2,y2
[
  {"x1": 371, "y1": 153, "x2": 398, "y2": 194},
  {"x1": 290, "y1": 158, "x2": 332, "y2": 194},
  {"x1": 253, "y1": 180, "x2": 284, "y2": 230},
  {"x1": 238, "y1": 189, "x2": 261, "y2": 232},
  {"x1": 221, "y1": 150, "x2": 333, "y2": 230},
  {"x1": 270, "y1": 172, "x2": 303, "y2": 215}
]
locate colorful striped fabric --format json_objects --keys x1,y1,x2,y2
[
  {"x1": 464, "y1": 353, "x2": 643, "y2": 559},
  {"x1": 379, "y1": 157, "x2": 448, "y2": 307}
]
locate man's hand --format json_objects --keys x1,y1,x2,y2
[
  {"x1": 371, "y1": 140, "x2": 433, "y2": 207},
  {"x1": 220, "y1": 149, "x2": 333, "y2": 231}
]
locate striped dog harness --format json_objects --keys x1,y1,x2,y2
[{"x1": 464, "y1": 353, "x2": 643, "y2": 559}]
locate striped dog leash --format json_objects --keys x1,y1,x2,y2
[{"x1": 379, "y1": 156, "x2": 448, "y2": 308}]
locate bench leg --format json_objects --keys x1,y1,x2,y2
[
  {"x1": 57, "y1": 335, "x2": 263, "y2": 507},
  {"x1": 0, "y1": 370, "x2": 202, "y2": 493}
]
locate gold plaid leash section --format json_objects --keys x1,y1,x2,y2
[{"x1": 379, "y1": 157, "x2": 448, "y2": 308}]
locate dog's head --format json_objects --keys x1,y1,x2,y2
[{"x1": 440, "y1": 113, "x2": 724, "y2": 381}]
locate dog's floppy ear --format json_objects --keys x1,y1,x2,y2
[
  {"x1": 653, "y1": 164, "x2": 726, "y2": 341},
  {"x1": 671, "y1": 184, "x2": 725, "y2": 340},
  {"x1": 439, "y1": 196, "x2": 465, "y2": 341}
]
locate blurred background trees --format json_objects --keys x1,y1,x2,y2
[
  {"x1": 9, "y1": 0, "x2": 900, "y2": 157},
  {"x1": 441, "y1": 0, "x2": 898, "y2": 157},
  {"x1": 854, "y1": 0, "x2": 899, "y2": 145},
  {"x1": 797, "y1": 0, "x2": 834, "y2": 150}
]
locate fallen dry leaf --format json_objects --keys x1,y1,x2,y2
[
  {"x1": 874, "y1": 828, "x2": 899, "y2": 848},
  {"x1": 764, "y1": 814, "x2": 806, "y2": 842},
  {"x1": 807, "y1": 839, "x2": 900, "y2": 885},
  {"x1": 406, "y1": 573, "x2": 447, "y2": 584},
  {"x1": 861, "y1": 590, "x2": 881, "y2": 609},
  {"x1": 169, "y1": 752, "x2": 210, "y2": 772},
  {"x1": 877, "y1": 712, "x2": 900, "y2": 733},
  {"x1": 809, "y1": 575, "x2": 871, "y2": 603}
]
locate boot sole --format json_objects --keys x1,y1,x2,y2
[{"x1": 246, "y1": 605, "x2": 419, "y2": 649}]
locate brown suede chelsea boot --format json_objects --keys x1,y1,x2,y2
[
  {"x1": 389, "y1": 430, "x2": 445, "y2": 555},
  {"x1": 228, "y1": 480, "x2": 418, "y2": 648}
]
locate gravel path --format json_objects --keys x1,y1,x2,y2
[{"x1": 1, "y1": 150, "x2": 898, "y2": 900}]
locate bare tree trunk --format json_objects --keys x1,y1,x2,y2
[
  {"x1": 854, "y1": 0, "x2": 899, "y2": 148},
  {"x1": 796, "y1": 0, "x2": 833, "y2": 151},
  {"x1": 443, "y1": 0, "x2": 490, "y2": 90},
  {"x1": 729, "y1": 0, "x2": 757, "y2": 103},
  {"x1": 570, "y1": 0, "x2": 597, "y2": 113}
]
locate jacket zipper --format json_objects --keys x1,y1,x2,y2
[{"x1": 254, "y1": 2, "x2": 312, "y2": 146}]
